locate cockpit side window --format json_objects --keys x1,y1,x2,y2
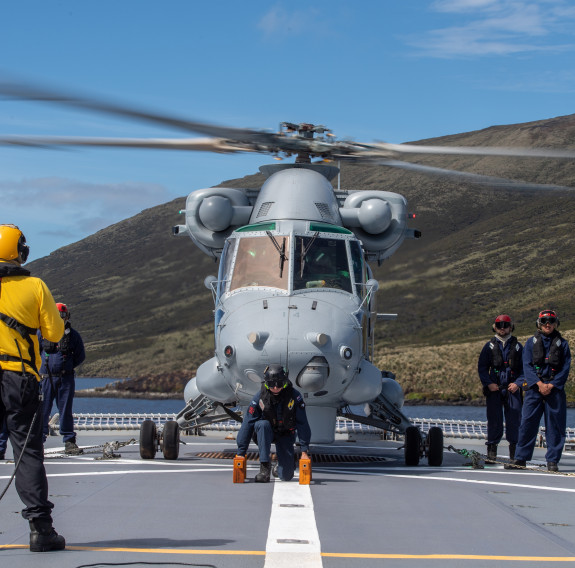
[
  {"x1": 229, "y1": 236, "x2": 289, "y2": 291},
  {"x1": 349, "y1": 240, "x2": 365, "y2": 297},
  {"x1": 217, "y1": 238, "x2": 236, "y2": 300},
  {"x1": 293, "y1": 236, "x2": 352, "y2": 293}
]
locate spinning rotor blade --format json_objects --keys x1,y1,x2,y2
[
  {"x1": 0, "y1": 135, "x2": 254, "y2": 153},
  {"x1": 377, "y1": 159, "x2": 575, "y2": 191},
  {"x1": 367, "y1": 142, "x2": 575, "y2": 160},
  {"x1": 0, "y1": 79, "x2": 277, "y2": 145}
]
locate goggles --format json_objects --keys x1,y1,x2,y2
[
  {"x1": 539, "y1": 316, "x2": 557, "y2": 325},
  {"x1": 494, "y1": 321, "x2": 511, "y2": 329},
  {"x1": 265, "y1": 378, "x2": 286, "y2": 389}
]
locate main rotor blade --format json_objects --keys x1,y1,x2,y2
[
  {"x1": 368, "y1": 142, "x2": 575, "y2": 160},
  {"x1": 0, "y1": 135, "x2": 256, "y2": 153},
  {"x1": 377, "y1": 159, "x2": 575, "y2": 191},
  {"x1": 0, "y1": 79, "x2": 276, "y2": 145}
]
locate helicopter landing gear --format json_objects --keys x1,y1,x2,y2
[
  {"x1": 404, "y1": 425, "x2": 421, "y2": 466},
  {"x1": 139, "y1": 419, "x2": 158, "y2": 459},
  {"x1": 162, "y1": 420, "x2": 180, "y2": 460},
  {"x1": 426, "y1": 426, "x2": 444, "y2": 466},
  {"x1": 404, "y1": 425, "x2": 444, "y2": 467},
  {"x1": 139, "y1": 419, "x2": 182, "y2": 460}
]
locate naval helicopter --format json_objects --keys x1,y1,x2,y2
[{"x1": 2, "y1": 80, "x2": 575, "y2": 466}]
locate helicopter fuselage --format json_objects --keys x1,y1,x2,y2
[{"x1": 176, "y1": 164, "x2": 415, "y2": 443}]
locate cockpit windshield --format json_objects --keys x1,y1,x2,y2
[
  {"x1": 229, "y1": 236, "x2": 290, "y2": 291},
  {"x1": 293, "y1": 236, "x2": 352, "y2": 293}
]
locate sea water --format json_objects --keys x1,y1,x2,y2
[{"x1": 73, "y1": 378, "x2": 575, "y2": 427}]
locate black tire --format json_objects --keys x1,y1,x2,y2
[
  {"x1": 427, "y1": 426, "x2": 444, "y2": 467},
  {"x1": 404, "y1": 425, "x2": 421, "y2": 466},
  {"x1": 140, "y1": 419, "x2": 157, "y2": 460},
  {"x1": 162, "y1": 420, "x2": 180, "y2": 460}
]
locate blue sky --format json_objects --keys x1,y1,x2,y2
[{"x1": 1, "y1": 0, "x2": 574, "y2": 261}]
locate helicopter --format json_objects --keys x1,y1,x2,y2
[{"x1": 2, "y1": 80, "x2": 575, "y2": 466}]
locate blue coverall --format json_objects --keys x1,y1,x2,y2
[
  {"x1": 237, "y1": 385, "x2": 311, "y2": 481},
  {"x1": 477, "y1": 336, "x2": 524, "y2": 447},
  {"x1": 515, "y1": 333, "x2": 571, "y2": 464},
  {"x1": 39, "y1": 324, "x2": 85, "y2": 443}
]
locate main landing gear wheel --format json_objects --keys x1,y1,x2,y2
[
  {"x1": 404, "y1": 425, "x2": 421, "y2": 466},
  {"x1": 162, "y1": 420, "x2": 180, "y2": 460},
  {"x1": 140, "y1": 419, "x2": 157, "y2": 459},
  {"x1": 427, "y1": 426, "x2": 444, "y2": 466}
]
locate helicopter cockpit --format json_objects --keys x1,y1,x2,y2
[{"x1": 218, "y1": 222, "x2": 365, "y2": 298}]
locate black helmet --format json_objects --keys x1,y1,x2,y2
[{"x1": 263, "y1": 364, "x2": 288, "y2": 389}]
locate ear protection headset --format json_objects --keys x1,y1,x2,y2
[
  {"x1": 263, "y1": 364, "x2": 288, "y2": 389},
  {"x1": 493, "y1": 314, "x2": 514, "y2": 333},
  {"x1": 536, "y1": 309, "x2": 559, "y2": 329}
]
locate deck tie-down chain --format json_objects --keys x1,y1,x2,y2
[
  {"x1": 446, "y1": 444, "x2": 575, "y2": 476},
  {"x1": 44, "y1": 438, "x2": 137, "y2": 460}
]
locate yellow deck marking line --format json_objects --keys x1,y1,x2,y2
[{"x1": 2, "y1": 544, "x2": 575, "y2": 562}]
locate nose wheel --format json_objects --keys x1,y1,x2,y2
[{"x1": 404, "y1": 425, "x2": 444, "y2": 466}]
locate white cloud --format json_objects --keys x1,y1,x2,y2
[
  {"x1": 408, "y1": 0, "x2": 575, "y2": 57},
  {"x1": 257, "y1": 4, "x2": 324, "y2": 40}
]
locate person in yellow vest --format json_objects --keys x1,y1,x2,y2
[{"x1": 0, "y1": 224, "x2": 66, "y2": 552}]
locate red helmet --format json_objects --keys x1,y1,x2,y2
[
  {"x1": 493, "y1": 314, "x2": 513, "y2": 331},
  {"x1": 537, "y1": 309, "x2": 559, "y2": 328},
  {"x1": 56, "y1": 303, "x2": 69, "y2": 319}
]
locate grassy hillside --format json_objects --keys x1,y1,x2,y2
[{"x1": 27, "y1": 114, "x2": 575, "y2": 401}]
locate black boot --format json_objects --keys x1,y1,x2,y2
[
  {"x1": 65, "y1": 440, "x2": 83, "y2": 455},
  {"x1": 485, "y1": 444, "x2": 497, "y2": 464},
  {"x1": 255, "y1": 462, "x2": 271, "y2": 483},
  {"x1": 29, "y1": 520, "x2": 66, "y2": 552},
  {"x1": 509, "y1": 444, "x2": 516, "y2": 460}
]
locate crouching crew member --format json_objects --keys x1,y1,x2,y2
[
  {"x1": 39, "y1": 302, "x2": 85, "y2": 454},
  {"x1": 478, "y1": 314, "x2": 524, "y2": 464},
  {"x1": 0, "y1": 224, "x2": 66, "y2": 551},
  {"x1": 237, "y1": 364, "x2": 311, "y2": 482},
  {"x1": 508, "y1": 310, "x2": 571, "y2": 472}
]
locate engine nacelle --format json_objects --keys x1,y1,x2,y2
[
  {"x1": 173, "y1": 188, "x2": 252, "y2": 258},
  {"x1": 339, "y1": 190, "x2": 418, "y2": 261}
]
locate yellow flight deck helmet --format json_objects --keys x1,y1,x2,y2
[{"x1": 0, "y1": 224, "x2": 30, "y2": 264}]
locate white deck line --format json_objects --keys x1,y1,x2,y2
[{"x1": 264, "y1": 478, "x2": 323, "y2": 567}]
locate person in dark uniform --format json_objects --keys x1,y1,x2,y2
[
  {"x1": 0, "y1": 224, "x2": 66, "y2": 551},
  {"x1": 477, "y1": 314, "x2": 524, "y2": 464},
  {"x1": 236, "y1": 364, "x2": 311, "y2": 482},
  {"x1": 39, "y1": 302, "x2": 85, "y2": 454},
  {"x1": 508, "y1": 310, "x2": 571, "y2": 472}
]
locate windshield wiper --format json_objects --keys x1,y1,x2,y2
[
  {"x1": 265, "y1": 231, "x2": 288, "y2": 278},
  {"x1": 299, "y1": 232, "x2": 320, "y2": 278}
]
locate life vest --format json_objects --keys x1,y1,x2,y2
[
  {"x1": 0, "y1": 266, "x2": 39, "y2": 374},
  {"x1": 259, "y1": 384, "x2": 297, "y2": 434},
  {"x1": 532, "y1": 330, "x2": 564, "y2": 379},
  {"x1": 489, "y1": 336, "x2": 521, "y2": 376}
]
